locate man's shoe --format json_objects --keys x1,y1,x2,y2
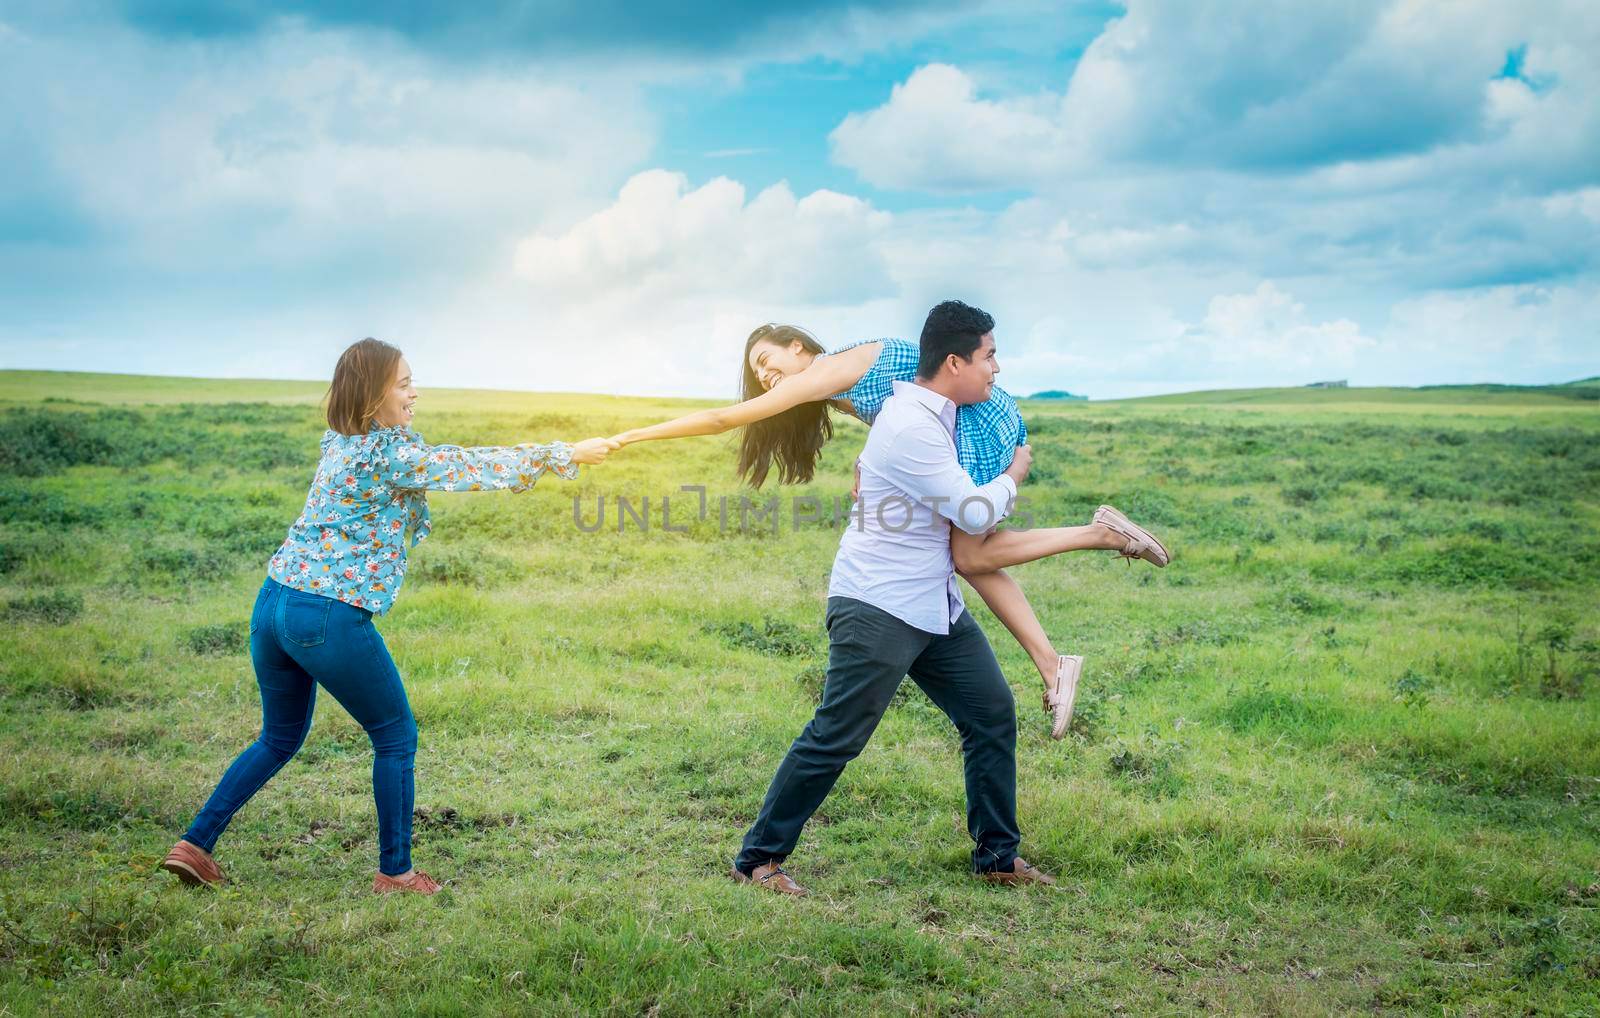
[
  {"x1": 730, "y1": 862, "x2": 807, "y2": 896},
  {"x1": 160, "y1": 839, "x2": 226, "y2": 888},
  {"x1": 1045, "y1": 655, "x2": 1083, "y2": 740},
  {"x1": 1094, "y1": 504, "x2": 1170, "y2": 567},
  {"x1": 979, "y1": 857, "x2": 1057, "y2": 886},
  {"x1": 373, "y1": 869, "x2": 442, "y2": 895}
]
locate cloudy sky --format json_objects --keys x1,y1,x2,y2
[{"x1": 2, "y1": 1, "x2": 1596, "y2": 399}]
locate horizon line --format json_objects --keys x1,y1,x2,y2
[{"x1": 1, "y1": 366, "x2": 1596, "y2": 405}]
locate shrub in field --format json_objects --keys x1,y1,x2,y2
[
  {"x1": 1115, "y1": 489, "x2": 1182, "y2": 527},
  {"x1": 1106, "y1": 731, "x2": 1187, "y2": 799},
  {"x1": 230, "y1": 435, "x2": 306, "y2": 472},
  {"x1": 2, "y1": 656, "x2": 121, "y2": 710},
  {"x1": 1382, "y1": 539, "x2": 1571, "y2": 589},
  {"x1": 791, "y1": 661, "x2": 828, "y2": 702},
  {"x1": 0, "y1": 406, "x2": 310, "y2": 479},
  {"x1": 117, "y1": 491, "x2": 288, "y2": 558},
  {"x1": 1180, "y1": 499, "x2": 1257, "y2": 541},
  {"x1": 1216, "y1": 682, "x2": 1341, "y2": 744},
  {"x1": 1463, "y1": 517, "x2": 1507, "y2": 542},
  {"x1": 1149, "y1": 619, "x2": 1241, "y2": 649},
  {"x1": 1534, "y1": 622, "x2": 1592, "y2": 701},
  {"x1": 1342, "y1": 461, "x2": 1398, "y2": 485},
  {"x1": 0, "y1": 485, "x2": 104, "y2": 528},
  {"x1": 1281, "y1": 485, "x2": 1322, "y2": 506},
  {"x1": 1393, "y1": 669, "x2": 1433, "y2": 708},
  {"x1": 1408, "y1": 476, "x2": 1474, "y2": 501},
  {"x1": 1318, "y1": 625, "x2": 1348, "y2": 649},
  {"x1": 198, "y1": 507, "x2": 290, "y2": 556},
  {"x1": 705, "y1": 617, "x2": 817, "y2": 657},
  {"x1": 4, "y1": 590, "x2": 83, "y2": 625},
  {"x1": 0, "y1": 875, "x2": 177, "y2": 980},
  {"x1": 136, "y1": 545, "x2": 234, "y2": 583},
  {"x1": 408, "y1": 544, "x2": 520, "y2": 587},
  {"x1": 1381, "y1": 728, "x2": 1574, "y2": 798},
  {"x1": 167, "y1": 403, "x2": 313, "y2": 427},
  {"x1": 1066, "y1": 687, "x2": 1107, "y2": 740},
  {"x1": 0, "y1": 409, "x2": 117, "y2": 476},
  {"x1": 1269, "y1": 586, "x2": 1340, "y2": 617},
  {"x1": 182, "y1": 623, "x2": 248, "y2": 656}
]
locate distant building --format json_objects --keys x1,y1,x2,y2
[
  {"x1": 1306, "y1": 380, "x2": 1348, "y2": 389},
  {"x1": 1028, "y1": 389, "x2": 1088, "y2": 401}
]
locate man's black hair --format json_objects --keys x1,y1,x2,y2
[{"x1": 917, "y1": 300, "x2": 995, "y2": 379}]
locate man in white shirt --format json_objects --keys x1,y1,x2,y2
[{"x1": 733, "y1": 300, "x2": 1057, "y2": 895}]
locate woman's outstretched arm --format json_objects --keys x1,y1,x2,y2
[
  {"x1": 379, "y1": 435, "x2": 615, "y2": 492},
  {"x1": 608, "y1": 343, "x2": 879, "y2": 447}
]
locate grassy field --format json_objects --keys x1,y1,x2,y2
[{"x1": 1, "y1": 369, "x2": 1597, "y2": 1016}]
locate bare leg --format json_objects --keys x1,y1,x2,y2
[
  {"x1": 951, "y1": 523, "x2": 1122, "y2": 576},
  {"x1": 960, "y1": 567, "x2": 1061, "y2": 691}
]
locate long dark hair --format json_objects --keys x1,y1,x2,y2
[{"x1": 735, "y1": 324, "x2": 834, "y2": 488}]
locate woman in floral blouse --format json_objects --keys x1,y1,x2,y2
[{"x1": 161, "y1": 338, "x2": 616, "y2": 896}]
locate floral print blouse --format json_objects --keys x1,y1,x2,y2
[{"x1": 267, "y1": 425, "x2": 577, "y2": 615}]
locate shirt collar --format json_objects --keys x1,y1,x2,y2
[
  {"x1": 891, "y1": 379, "x2": 957, "y2": 431},
  {"x1": 892, "y1": 379, "x2": 955, "y2": 413}
]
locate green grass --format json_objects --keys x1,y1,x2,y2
[{"x1": 1, "y1": 370, "x2": 1598, "y2": 1015}]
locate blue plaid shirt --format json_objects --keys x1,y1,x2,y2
[{"x1": 831, "y1": 338, "x2": 1028, "y2": 485}]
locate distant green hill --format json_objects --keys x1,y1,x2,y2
[
  {"x1": 1113, "y1": 382, "x2": 1599, "y2": 409},
  {"x1": 1417, "y1": 380, "x2": 1599, "y2": 400},
  {"x1": 1027, "y1": 389, "x2": 1087, "y2": 401}
]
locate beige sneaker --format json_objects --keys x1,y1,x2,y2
[
  {"x1": 1094, "y1": 504, "x2": 1170, "y2": 567},
  {"x1": 1045, "y1": 655, "x2": 1082, "y2": 740}
]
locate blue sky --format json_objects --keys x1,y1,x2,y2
[{"x1": 1, "y1": 1, "x2": 1596, "y2": 398}]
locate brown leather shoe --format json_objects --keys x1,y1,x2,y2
[
  {"x1": 1094, "y1": 504, "x2": 1170, "y2": 567},
  {"x1": 731, "y1": 862, "x2": 807, "y2": 896},
  {"x1": 979, "y1": 857, "x2": 1057, "y2": 886},
  {"x1": 160, "y1": 838, "x2": 225, "y2": 888},
  {"x1": 372, "y1": 869, "x2": 442, "y2": 895}
]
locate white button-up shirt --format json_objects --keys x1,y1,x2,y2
[{"x1": 828, "y1": 380, "x2": 1019, "y2": 634}]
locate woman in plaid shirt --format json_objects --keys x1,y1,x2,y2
[{"x1": 609, "y1": 303, "x2": 1169, "y2": 740}]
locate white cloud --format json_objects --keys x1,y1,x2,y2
[
  {"x1": 1183, "y1": 282, "x2": 1376, "y2": 369},
  {"x1": 830, "y1": 64, "x2": 1073, "y2": 191},
  {"x1": 833, "y1": 1, "x2": 1593, "y2": 190},
  {"x1": 1, "y1": 21, "x2": 653, "y2": 280},
  {"x1": 1543, "y1": 187, "x2": 1600, "y2": 224},
  {"x1": 1380, "y1": 283, "x2": 1600, "y2": 383},
  {"x1": 513, "y1": 170, "x2": 894, "y2": 306},
  {"x1": 825, "y1": 0, "x2": 1600, "y2": 328},
  {"x1": 1056, "y1": 0, "x2": 1521, "y2": 170}
]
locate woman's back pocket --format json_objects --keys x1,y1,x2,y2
[{"x1": 282, "y1": 592, "x2": 331, "y2": 648}]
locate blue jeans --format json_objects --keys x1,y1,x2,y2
[{"x1": 184, "y1": 578, "x2": 418, "y2": 875}]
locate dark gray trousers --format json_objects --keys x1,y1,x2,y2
[{"x1": 735, "y1": 596, "x2": 1020, "y2": 875}]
